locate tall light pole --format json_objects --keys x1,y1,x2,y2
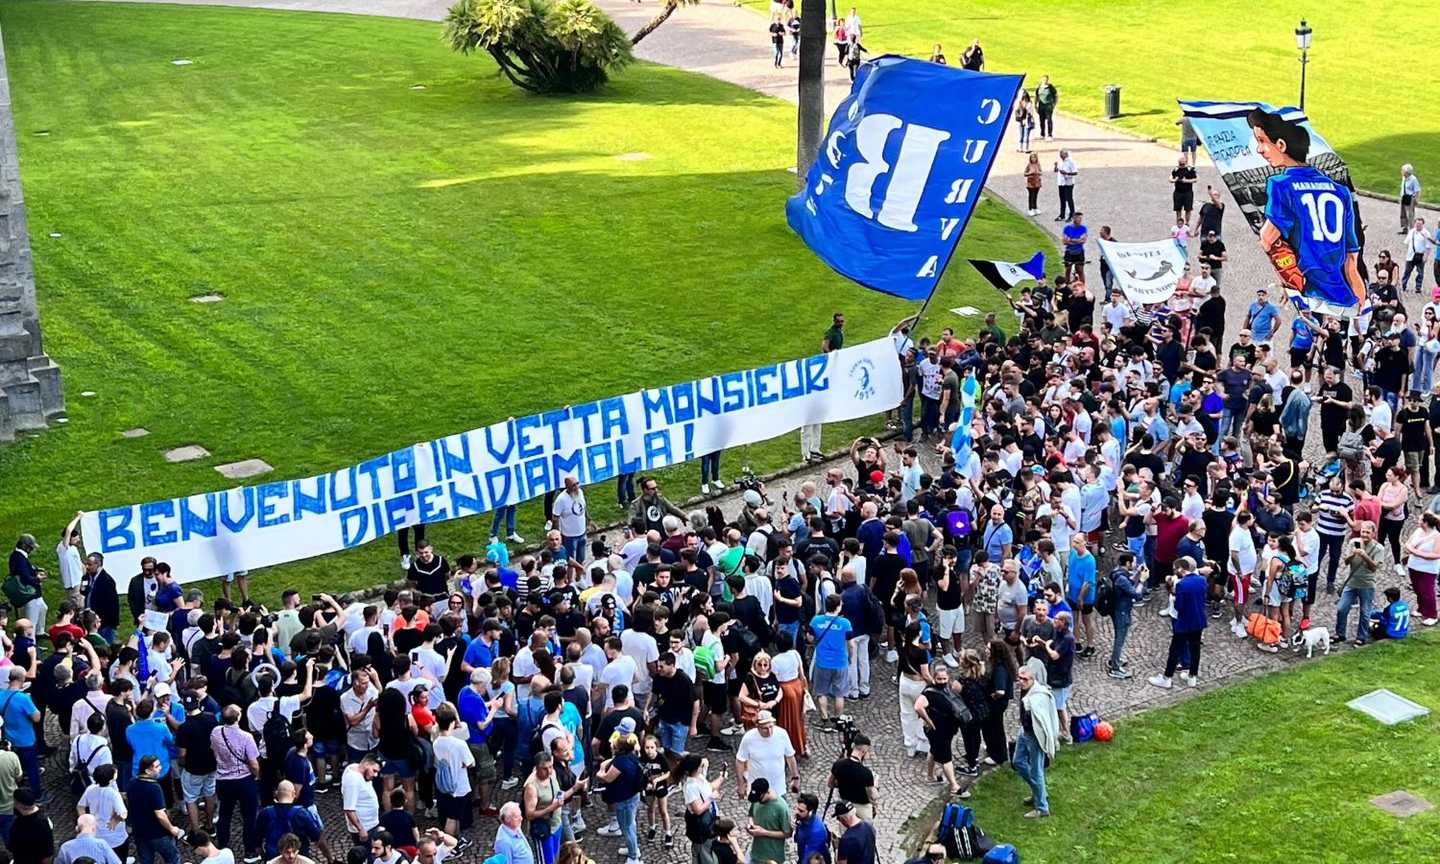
[{"x1": 1294, "y1": 19, "x2": 1312, "y2": 112}]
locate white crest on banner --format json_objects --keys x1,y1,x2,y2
[{"x1": 1096, "y1": 238, "x2": 1189, "y2": 306}]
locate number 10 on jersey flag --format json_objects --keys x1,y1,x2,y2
[{"x1": 786, "y1": 57, "x2": 1023, "y2": 302}]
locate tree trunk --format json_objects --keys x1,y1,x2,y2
[
  {"x1": 795, "y1": 0, "x2": 826, "y2": 183},
  {"x1": 630, "y1": 1, "x2": 677, "y2": 46}
]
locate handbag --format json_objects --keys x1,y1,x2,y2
[
  {"x1": 803, "y1": 690, "x2": 817, "y2": 713},
  {"x1": 2, "y1": 574, "x2": 38, "y2": 609}
]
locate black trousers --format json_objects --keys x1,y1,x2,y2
[
  {"x1": 1164, "y1": 630, "x2": 1202, "y2": 678},
  {"x1": 980, "y1": 705, "x2": 1008, "y2": 764},
  {"x1": 1315, "y1": 532, "x2": 1345, "y2": 591},
  {"x1": 1037, "y1": 107, "x2": 1054, "y2": 137},
  {"x1": 1027, "y1": 187, "x2": 1039, "y2": 211},
  {"x1": 1057, "y1": 185, "x2": 1075, "y2": 219},
  {"x1": 958, "y1": 721, "x2": 982, "y2": 769}
]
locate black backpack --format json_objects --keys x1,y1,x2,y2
[
  {"x1": 262, "y1": 702, "x2": 294, "y2": 763},
  {"x1": 1095, "y1": 570, "x2": 1118, "y2": 618},
  {"x1": 863, "y1": 587, "x2": 885, "y2": 636}
]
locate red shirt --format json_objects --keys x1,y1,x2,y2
[
  {"x1": 1352, "y1": 495, "x2": 1381, "y2": 528},
  {"x1": 1153, "y1": 511, "x2": 1191, "y2": 564},
  {"x1": 48, "y1": 623, "x2": 84, "y2": 645}
]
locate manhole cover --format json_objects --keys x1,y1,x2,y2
[
  {"x1": 1347, "y1": 689, "x2": 1430, "y2": 725},
  {"x1": 1371, "y1": 791, "x2": 1434, "y2": 818}
]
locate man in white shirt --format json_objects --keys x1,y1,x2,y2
[
  {"x1": 1054, "y1": 149, "x2": 1078, "y2": 221},
  {"x1": 347, "y1": 605, "x2": 382, "y2": 656},
  {"x1": 431, "y1": 713, "x2": 476, "y2": 842},
  {"x1": 246, "y1": 671, "x2": 312, "y2": 759},
  {"x1": 597, "y1": 637, "x2": 638, "y2": 710},
  {"x1": 1402, "y1": 216, "x2": 1434, "y2": 293},
  {"x1": 339, "y1": 670, "x2": 379, "y2": 757},
  {"x1": 619, "y1": 623, "x2": 659, "y2": 703},
  {"x1": 619, "y1": 524, "x2": 651, "y2": 572},
  {"x1": 57, "y1": 512, "x2": 84, "y2": 607},
  {"x1": 1401, "y1": 164, "x2": 1421, "y2": 234},
  {"x1": 552, "y1": 476, "x2": 590, "y2": 566},
  {"x1": 734, "y1": 711, "x2": 797, "y2": 798},
  {"x1": 341, "y1": 755, "x2": 382, "y2": 844}
]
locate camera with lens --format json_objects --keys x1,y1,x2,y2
[{"x1": 833, "y1": 714, "x2": 861, "y2": 750}]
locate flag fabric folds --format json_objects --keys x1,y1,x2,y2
[
  {"x1": 967, "y1": 251, "x2": 1046, "y2": 292},
  {"x1": 787, "y1": 56, "x2": 1024, "y2": 301}
]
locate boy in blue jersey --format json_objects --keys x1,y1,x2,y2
[{"x1": 1247, "y1": 108, "x2": 1364, "y2": 313}]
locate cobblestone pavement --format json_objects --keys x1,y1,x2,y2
[{"x1": 55, "y1": 0, "x2": 1440, "y2": 860}]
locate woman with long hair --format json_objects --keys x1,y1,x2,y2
[
  {"x1": 897, "y1": 622, "x2": 934, "y2": 758},
  {"x1": 1377, "y1": 467, "x2": 1411, "y2": 562},
  {"x1": 672, "y1": 754, "x2": 724, "y2": 864},
  {"x1": 1014, "y1": 91, "x2": 1035, "y2": 154},
  {"x1": 1414, "y1": 306, "x2": 1440, "y2": 395},
  {"x1": 913, "y1": 663, "x2": 964, "y2": 797},
  {"x1": 486, "y1": 656, "x2": 520, "y2": 790},
  {"x1": 769, "y1": 633, "x2": 809, "y2": 758},
  {"x1": 373, "y1": 686, "x2": 419, "y2": 811},
  {"x1": 981, "y1": 638, "x2": 1017, "y2": 766},
  {"x1": 954, "y1": 650, "x2": 990, "y2": 776},
  {"x1": 1024, "y1": 153, "x2": 1043, "y2": 216},
  {"x1": 1402, "y1": 511, "x2": 1440, "y2": 626}
]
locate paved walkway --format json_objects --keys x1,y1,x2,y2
[{"x1": 66, "y1": 0, "x2": 1440, "y2": 860}]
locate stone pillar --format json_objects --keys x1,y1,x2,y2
[{"x1": 0, "y1": 21, "x2": 62, "y2": 442}]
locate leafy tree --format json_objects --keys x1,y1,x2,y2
[{"x1": 444, "y1": 0, "x2": 632, "y2": 94}]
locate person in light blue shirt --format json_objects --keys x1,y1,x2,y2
[
  {"x1": 1245, "y1": 289, "x2": 1280, "y2": 343},
  {"x1": 981, "y1": 504, "x2": 1013, "y2": 562},
  {"x1": 0, "y1": 668, "x2": 41, "y2": 794},
  {"x1": 1065, "y1": 535, "x2": 1098, "y2": 655},
  {"x1": 125, "y1": 700, "x2": 176, "y2": 779},
  {"x1": 809, "y1": 596, "x2": 853, "y2": 728}
]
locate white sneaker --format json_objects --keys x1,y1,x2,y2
[
  {"x1": 400, "y1": 554, "x2": 411, "y2": 571},
  {"x1": 720, "y1": 724, "x2": 744, "y2": 736},
  {"x1": 488, "y1": 535, "x2": 499, "y2": 546},
  {"x1": 942, "y1": 653, "x2": 959, "y2": 668},
  {"x1": 1188, "y1": 675, "x2": 1198, "y2": 688},
  {"x1": 701, "y1": 482, "x2": 711, "y2": 495},
  {"x1": 1424, "y1": 618, "x2": 1438, "y2": 626},
  {"x1": 508, "y1": 532, "x2": 525, "y2": 543},
  {"x1": 886, "y1": 649, "x2": 899, "y2": 663},
  {"x1": 571, "y1": 813, "x2": 587, "y2": 833},
  {"x1": 500, "y1": 777, "x2": 520, "y2": 790},
  {"x1": 544, "y1": 519, "x2": 554, "y2": 531},
  {"x1": 625, "y1": 858, "x2": 643, "y2": 864},
  {"x1": 1147, "y1": 675, "x2": 1173, "y2": 690},
  {"x1": 597, "y1": 822, "x2": 621, "y2": 837}
]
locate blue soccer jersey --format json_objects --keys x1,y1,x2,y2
[{"x1": 1264, "y1": 165, "x2": 1360, "y2": 307}]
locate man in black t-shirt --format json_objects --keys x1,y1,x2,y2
[
  {"x1": 1370, "y1": 425, "x2": 1402, "y2": 492},
  {"x1": 828, "y1": 735, "x2": 878, "y2": 819},
  {"x1": 1397, "y1": 391, "x2": 1430, "y2": 490},
  {"x1": 650, "y1": 654, "x2": 696, "y2": 761},
  {"x1": 1197, "y1": 186, "x2": 1225, "y2": 237},
  {"x1": 1318, "y1": 366, "x2": 1355, "y2": 453},
  {"x1": 1198, "y1": 231, "x2": 1227, "y2": 287},
  {"x1": 1171, "y1": 156, "x2": 1197, "y2": 222},
  {"x1": 176, "y1": 697, "x2": 220, "y2": 830}
]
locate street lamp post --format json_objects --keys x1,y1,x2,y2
[{"x1": 1294, "y1": 19, "x2": 1312, "y2": 112}]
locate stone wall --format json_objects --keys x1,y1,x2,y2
[{"x1": 0, "y1": 21, "x2": 63, "y2": 442}]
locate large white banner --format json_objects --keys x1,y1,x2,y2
[
  {"x1": 1096, "y1": 237, "x2": 1188, "y2": 306},
  {"x1": 82, "y1": 339, "x2": 902, "y2": 582}
]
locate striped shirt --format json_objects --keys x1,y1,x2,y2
[{"x1": 1314, "y1": 492, "x2": 1353, "y2": 537}]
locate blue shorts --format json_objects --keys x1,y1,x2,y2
[
  {"x1": 312, "y1": 739, "x2": 342, "y2": 758},
  {"x1": 381, "y1": 757, "x2": 415, "y2": 779},
  {"x1": 1052, "y1": 685, "x2": 1072, "y2": 713},
  {"x1": 657, "y1": 720, "x2": 688, "y2": 755}
]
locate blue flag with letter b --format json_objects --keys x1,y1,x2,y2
[{"x1": 787, "y1": 57, "x2": 1023, "y2": 301}]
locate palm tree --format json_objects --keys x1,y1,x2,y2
[
  {"x1": 444, "y1": 0, "x2": 632, "y2": 94},
  {"x1": 629, "y1": 0, "x2": 699, "y2": 46},
  {"x1": 795, "y1": 0, "x2": 826, "y2": 181}
]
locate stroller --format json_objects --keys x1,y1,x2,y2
[{"x1": 1300, "y1": 454, "x2": 1342, "y2": 501}]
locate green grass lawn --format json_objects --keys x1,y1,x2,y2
[
  {"x1": 966, "y1": 633, "x2": 1440, "y2": 862},
  {"x1": 0, "y1": 0, "x2": 1052, "y2": 605},
  {"x1": 772, "y1": 0, "x2": 1430, "y2": 203}
]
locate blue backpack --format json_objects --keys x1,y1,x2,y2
[
  {"x1": 983, "y1": 845, "x2": 1020, "y2": 864},
  {"x1": 936, "y1": 802, "x2": 992, "y2": 859},
  {"x1": 1070, "y1": 711, "x2": 1102, "y2": 743}
]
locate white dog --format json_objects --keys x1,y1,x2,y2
[{"x1": 1299, "y1": 625, "x2": 1331, "y2": 658}]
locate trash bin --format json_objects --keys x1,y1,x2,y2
[{"x1": 1104, "y1": 85, "x2": 1121, "y2": 119}]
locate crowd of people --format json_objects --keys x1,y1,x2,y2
[{"x1": 4, "y1": 51, "x2": 1440, "y2": 864}]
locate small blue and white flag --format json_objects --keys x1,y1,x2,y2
[{"x1": 967, "y1": 251, "x2": 1046, "y2": 292}]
